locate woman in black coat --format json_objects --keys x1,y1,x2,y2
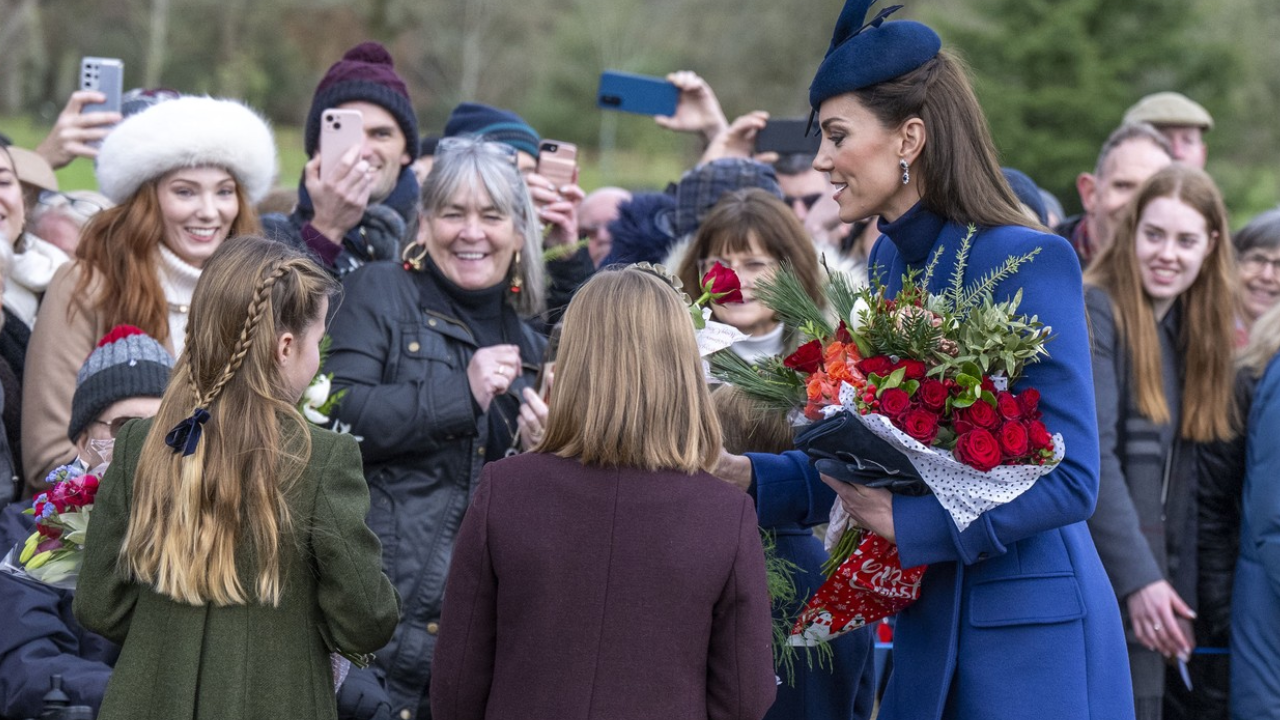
[{"x1": 325, "y1": 137, "x2": 548, "y2": 720}]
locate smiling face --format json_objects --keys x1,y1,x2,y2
[
  {"x1": 158, "y1": 167, "x2": 240, "y2": 268},
  {"x1": 0, "y1": 150, "x2": 24, "y2": 245},
  {"x1": 340, "y1": 101, "x2": 411, "y2": 203},
  {"x1": 1238, "y1": 245, "x2": 1280, "y2": 325},
  {"x1": 812, "y1": 93, "x2": 921, "y2": 224},
  {"x1": 1135, "y1": 195, "x2": 1215, "y2": 320},
  {"x1": 420, "y1": 182, "x2": 519, "y2": 290}
]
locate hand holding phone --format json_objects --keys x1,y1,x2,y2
[
  {"x1": 754, "y1": 118, "x2": 822, "y2": 157},
  {"x1": 319, "y1": 108, "x2": 365, "y2": 183},
  {"x1": 597, "y1": 70, "x2": 679, "y2": 117},
  {"x1": 80, "y1": 57, "x2": 124, "y2": 116},
  {"x1": 537, "y1": 141, "x2": 577, "y2": 190}
]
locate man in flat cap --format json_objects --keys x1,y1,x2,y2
[{"x1": 1123, "y1": 91, "x2": 1214, "y2": 169}]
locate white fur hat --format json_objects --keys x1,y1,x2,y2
[{"x1": 96, "y1": 96, "x2": 277, "y2": 205}]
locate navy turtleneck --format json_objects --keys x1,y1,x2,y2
[{"x1": 876, "y1": 201, "x2": 947, "y2": 266}]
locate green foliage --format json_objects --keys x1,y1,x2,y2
[
  {"x1": 753, "y1": 263, "x2": 834, "y2": 341},
  {"x1": 707, "y1": 351, "x2": 805, "y2": 413},
  {"x1": 763, "y1": 529, "x2": 834, "y2": 686}
]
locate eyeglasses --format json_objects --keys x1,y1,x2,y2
[
  {"x1": 1240, "y1": 252, "x2": 1280, "y2": 275},
  {"x1": 697, "y1": 257, "x2": 778, "y2": 281},
  {"x1": 38, "y1": 190, "x2": 103, "y2": 218},
  {"x1": 783, "y1": 193, "x2": 822, "y2": 211},
  {"x1": 92, "y1": 416, "x2": 142, "y2": 438},
  {"x1": 436, "y1": 137, "x2": 519, "y2": 166}
]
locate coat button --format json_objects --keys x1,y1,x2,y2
[
  {"x1": 477, "y1": 447, "x2": 485, "y2": 457},
  {"x1": 400, "y1": 710, "x2": 412, "y2": 720},
  {"x1": 428, "y1": 318, "x2": 437, "y2": 327},
  {"x1": 427, "y1": 621, "x2": 440, "y2": 635},
  {"x1": 408, "y1": 341, "x2": 420, "y2": 352}
]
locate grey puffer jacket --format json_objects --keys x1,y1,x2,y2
[{"x1": 325, "y1": 261, "x2": 545, "y2": 720}]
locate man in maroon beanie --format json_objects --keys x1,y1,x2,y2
[{"x1": 263, "y1": 41, "x2": 420, "y2": 277}]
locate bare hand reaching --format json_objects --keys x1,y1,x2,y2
[
  {"x1": 36, "y1": 91, "x2": 123, "y2": 168},
  {"x1": 654, "y1": 71, "x2": 730, "y2": 143}
]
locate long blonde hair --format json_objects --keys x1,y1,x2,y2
[
  {"x1": 1084, "y1": 165, "x2": 1237, "y2": 442},
  {"x1": 122, "y1": 237, "x2": 340, "y2": 606},
  {"x1": 536, "y1": 267, "x2": 721, "y2": 473}
]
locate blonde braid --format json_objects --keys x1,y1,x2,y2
[{"x1": 193, "y1": 260, "x2": 291, "y2": 409}]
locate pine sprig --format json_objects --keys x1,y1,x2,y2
[
  {"x1": 823, "y1": 256, "x2": 862, "y2": 324},
  {"x1": 764, "y1": 530, "x2": 835, "y2": 685},
  {"x1": 754, "y1": 264, "x2": 833, "y2": 341},
  {"x1": 958, "y1": 246, "x2": 1042, "y2": 314},
  {"x1": 708, "y1": 350, "x2": 805, "y2": 412}
]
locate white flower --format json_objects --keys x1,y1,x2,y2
[
  {"x1": 849, "y1": 296, "x2": 871, "y2": 333},
  {"x1": 303, "y1": 406, "x2": 330, "y2": 425},
  {"x1": 304, "y1": 374, "x2": 331, "y2": 408}
]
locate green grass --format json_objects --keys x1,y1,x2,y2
[{"x1": 3, "y1": 114, "x2": 688, "y2": 195}]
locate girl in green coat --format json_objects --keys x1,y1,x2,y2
[{"x1": 74, "y1": 237, "x2": 400, "y2": 720}]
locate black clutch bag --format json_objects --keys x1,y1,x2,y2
[{"x1": 793, "y1": 411, "x2": 931, "y2": 496}]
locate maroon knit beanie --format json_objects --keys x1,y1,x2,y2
[{"x1": 303, "y1": 41, "x2": 418, "y2": 161}]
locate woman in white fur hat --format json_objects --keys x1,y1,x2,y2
[{"x1": 20, "y1": 96, "x2": 277, "y2": 496}]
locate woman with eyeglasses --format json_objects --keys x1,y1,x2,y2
[
  {"x1": 675, "y1": 188, "x2": 825, "y2": 362},
  {"x1": 28, "y1": 190, "x2": 111, "y2": 258},
  {"x1": 1230, "y1": 209, "x2": 1280, "y2": 347},
  {"x1": 324, "y1": 135, "x2": 548, "y2": 719}
]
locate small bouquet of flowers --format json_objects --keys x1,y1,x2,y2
[
  {"x1": 3, "y1": 462, "x2": 104, "y2": 589},
  {"x1": 300, "y1": 337, "x2": 347, "y2": 426},
  {"x1": 711, "y1": 228, "x2": 1064, "y2": 645}
]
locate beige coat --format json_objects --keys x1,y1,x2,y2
[{"x1": 20, "y1": 262, "x2": 177, "y2": 495}]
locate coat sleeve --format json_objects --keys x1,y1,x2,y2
[
  {"x1": 1082, "y1": 286, "x2": 1164, "y2": 599},
  {"x1": 313, "y1": 431, "x2": 401, "y2": 655},
  {"x1": 430, "y1": 464, "x2": 498, "y2": 720},
  {"x1": 326, "y1": 267, "x2": 479, "y2": 464},
  {"x1": 1243, "y1": 359, "x2": 1280, "y2": 597},
  {"x1": 72, "y1": 419, "x2": 143, "y2": 644},
  {"x1": 747, "y1": 450, "x2": 837, "y2": 529},
  {"x1": 893, "y1": 235, "x2": 1104, "y2": 568},
  {"x1": 0, "y1": 573, "x2": 113, "y2": 720},
  {"x1": 706, "y1": 495, "x2": 777, "y2": 720},
  {"x1": 21, "y1": 262, "x2": 95, "y2": 494}
]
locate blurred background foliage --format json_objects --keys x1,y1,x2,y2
[{"x1": 2, "y1": 0, "x2": 1277, "y2": 224}]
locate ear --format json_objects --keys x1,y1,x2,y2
[
  {"x1": 415, "y1": 211, "x2": 431, "y2": 245},
  {"x1": 898, "y1": 117, "x2": 926, "y2": 164},
  {"x1": 276, "y1": 330, "x2": 296, "y2": 369},
  {"x1": 1077, "y1": 173, "x2": 1097, "y2": 214},
  {"x1": 400, "y1": 150, "x2": 413, "y2": 167}
]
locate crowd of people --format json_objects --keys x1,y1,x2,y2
[{"x1": 1, "y1": 0, "x2": 1279, "y2": 718}]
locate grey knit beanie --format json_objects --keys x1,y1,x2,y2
[{"x1": 69, "y1": 325, "x2": 174, "y2": 442}]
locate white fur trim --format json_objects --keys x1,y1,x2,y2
[{"x1": 96, "y1": 96, "x2": 277, "y2": 205}]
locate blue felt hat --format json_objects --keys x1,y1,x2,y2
[{"x1": 808, "y1": 1, "x2": 941, "y2": 111}]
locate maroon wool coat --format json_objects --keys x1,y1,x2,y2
[{"x1": 430, "y1": 452, "x2": 777, "y2": 720}]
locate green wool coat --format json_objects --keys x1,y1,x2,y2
[{"x1": 73, "y1": 418, "x2": 400, "y2": 720}]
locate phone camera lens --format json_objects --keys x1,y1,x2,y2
[
  {"x1": 333, "y1": 122, "x2": 341, "y2": 130},
  {"x1": 325, "y1": 114, "x2": 333, "y2": 122}
]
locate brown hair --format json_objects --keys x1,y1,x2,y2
[
  {"x1": 536, "y1": 267, "x2": 721, "y2": 473},
  {"x1": 852, "y1": 51, "x2": 1036, "y2": 231},
  {"x1": 711, "y1": 384, "x2": 794, "y2": 456},
  {"x1": 1084, "y1": 165, "x2": 1237, "y2": 442},
  {"x1": 74, "y1": 174, "x2": 260, "y2": 345},
  {"x1": 676, "y1": 188, "x2": 826, "y2": 314},
  {"x1": 122, "y1": 237, "x2": 340, "y2": 606},
  {"x1": 1240, "y1": 300, "x2": 1280, "y2": 379}
]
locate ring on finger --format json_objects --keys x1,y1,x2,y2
[
  {"x1": 495, "y1": 365, "x2": 508, "y2": 378},
  {"x1": 1152, "y1": 622, "x2": 1163, "y2": 631}
]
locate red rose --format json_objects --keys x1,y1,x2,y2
[
  {"x1": 902, "y1": 408, "x2": 940, "y2": 445},
  {"x1": 784, "y1": 340, "x2": 825, "y2": 375},
  {"x1": 917, "y1": 379, "x2": 949, "y2": 412},
  {"x1": 996, "y1": 391, "x2": 1023, "y2": 421},
  {"x1": 997, "y1": 421, "x2": 1030, "y2": 458},
  {"x1": 857, "y1": 355, "x2": 896, "y2": 378},
  {"x1": 953, "y1": 417, "x2": 975, "y2": 436},
  {"x1": 1018, "y1": 388, "x2": 1042, "y2": 420},
  {"x1": 1027, "y1": 420, "x2": 1054, "y2": 451},
  {"x1": 835, "y1": 319, "x2": 855, "y2": 344},
  {"x1": 898, "y1": 359, "x2": 927, "y2": 381},
  {"x1": 954, "y1": 429, "x2": 1003, "y2": 472},
  {"x1": 981, "y1": 376, "x2": 997, "y2": 394},
  {"x1": 956, "y1": 399, "x2": 1000, "y2": 430},
  {"x1": 878, "y1": 388, "x2": 912, "y2": 420},
  {"x1": 701, "y1": 262, "x2": 744, "y2": 304}
]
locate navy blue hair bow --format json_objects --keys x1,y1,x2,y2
[{"x1": 165, "y1": 408, "x2": 211, "y2": 457}]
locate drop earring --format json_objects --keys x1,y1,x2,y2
[
  {"x1": 900, "y1": 158, "x2": 910, "y2": 185},
  {"x1": 509, "y1": 251, "x2": 523, "y2": 294}
]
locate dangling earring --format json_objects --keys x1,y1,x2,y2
[
  {"x1": 401, "y1": 242, "x2": 428, "y2": 271},
  {"x1": 900, "y1": 158, "x2": 910, "y2": 185},
  {"x1": 509, "y1": 251, "x2": 523, "y2": 294}
]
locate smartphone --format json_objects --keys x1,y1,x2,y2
[
  {"x1": 537, "y1": 140, "x2": 577, "y2": 189},
  {"x1": 80, "y1": 57, "x2": 124, "y2": 115},
  {"x1": 320, "y1": 108, "x2": 364, "y2": 182},
  {"x1": 754, "y1": 118, "x2": 822, "y2": 156},
  {"x1": 597, "y1": 70, "x2": 679, "y2": 117}
]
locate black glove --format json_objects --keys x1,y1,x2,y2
[
  {"x1": 337, "y1": 665, "x2": 393, "y2": 720},
  {"x1": 794, "y1": 412, "x2": 931, "y2": 496}
]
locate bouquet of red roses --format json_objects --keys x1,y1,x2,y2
[{"x1": 711, "y1": 227, "x2": 1064, "y2": 645}]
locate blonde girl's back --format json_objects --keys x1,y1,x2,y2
[{"x1": 73, "y1": 237, "x2": 399, "y2": 720}]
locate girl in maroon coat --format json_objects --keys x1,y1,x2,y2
[{"x1": 431, "y1": 267, "x2": 777, "y2": 720}]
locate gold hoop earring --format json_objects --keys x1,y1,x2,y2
[{"x1": 402, "y1": 242, "x2": 429, "y2": 272}]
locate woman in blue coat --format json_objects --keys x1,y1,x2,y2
[
  {"x1": 800, "y1": 2, "x2": 1134, "y2": 718},
  {"x1": 1231, "y1": 302, "x2": 1280, "y2": 719}
]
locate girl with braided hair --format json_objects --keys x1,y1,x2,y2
[{"x1": 73, "y1": 237, "x2": 399, "y2": 720}]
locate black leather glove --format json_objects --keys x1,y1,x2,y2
[
  {"x1": 794, "y1": 412, "x2": 931, "y2": 496},
  {"x1": 337, "y1": 665, "x2": 393, "y2": 720}
]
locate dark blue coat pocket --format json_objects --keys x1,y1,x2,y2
[{"x1": 969, "y1": 573, "x2": 1086, "y2": 627}]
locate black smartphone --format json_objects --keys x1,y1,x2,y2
[
  {"x1": 755, "y1": 118, "x2": 822, "y2": 156},
  {"x1": 596, "y1": 70, "x2": 679, "y2": 117}
]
